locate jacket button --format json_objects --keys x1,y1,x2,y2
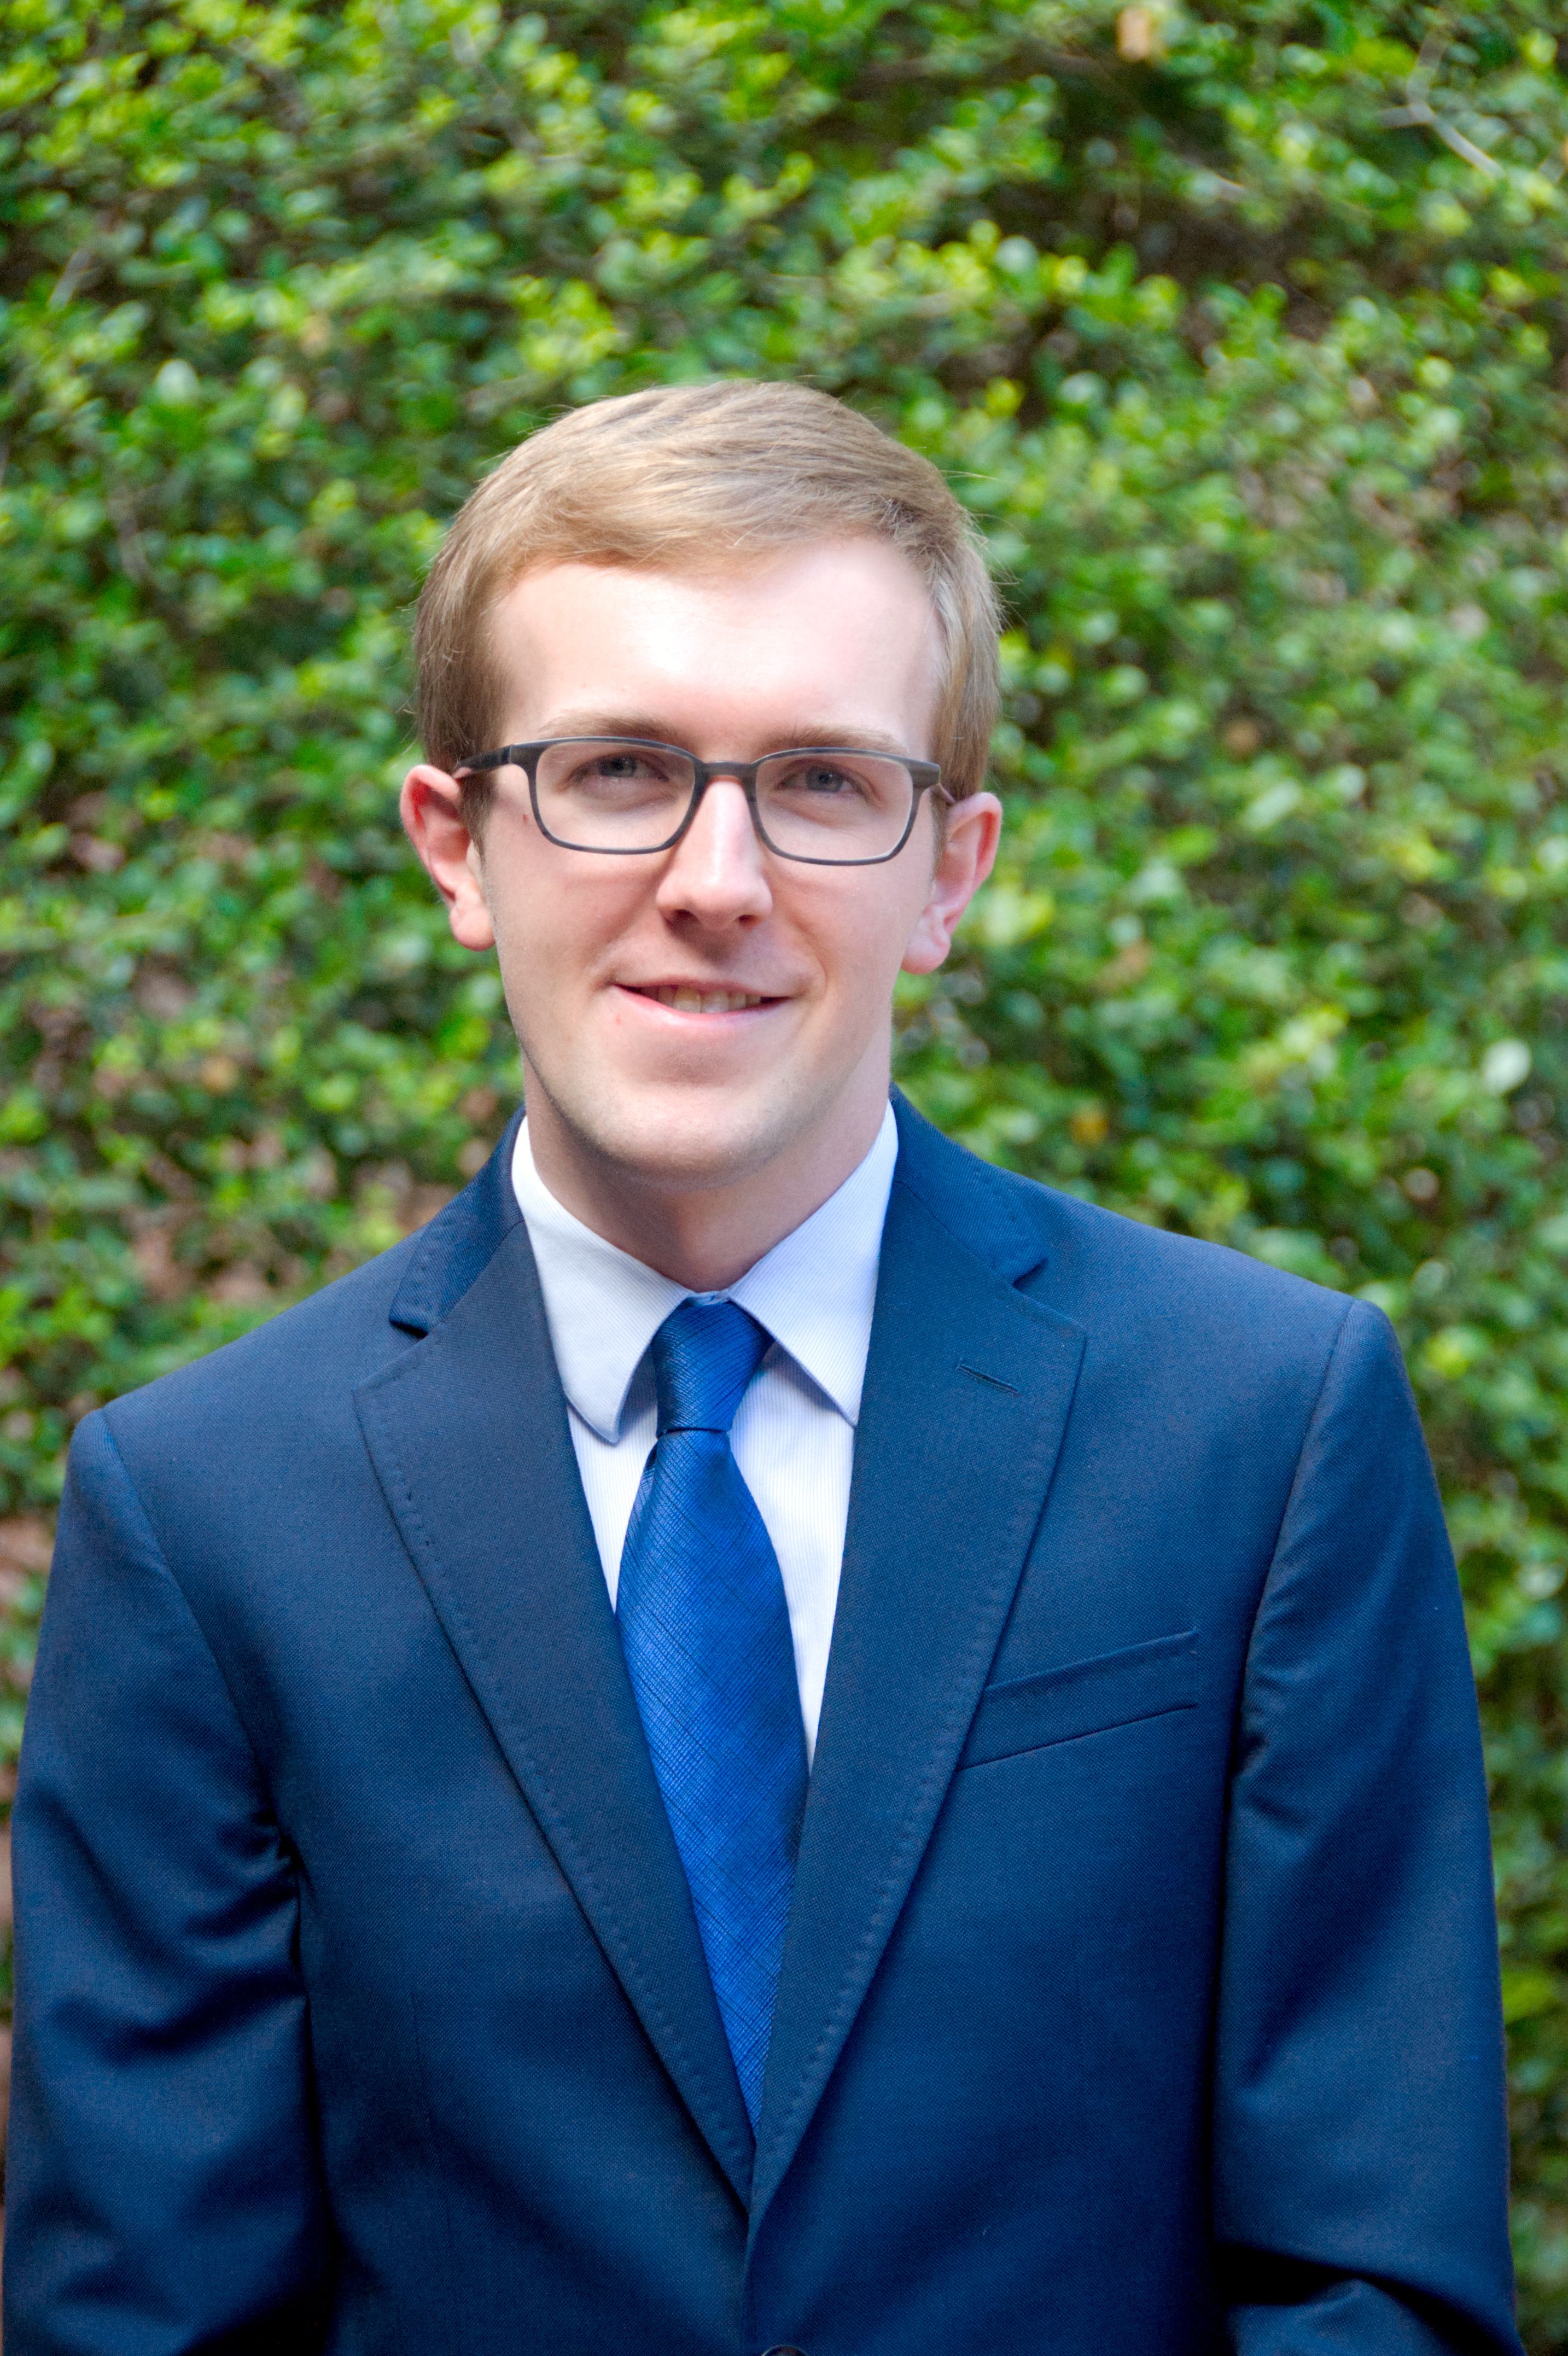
[{"x1": 761, "y1": 2347, "x2": 806, "y2": 2355}]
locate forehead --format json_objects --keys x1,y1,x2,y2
[{"x1": 487, "y1": 538, "x2": 944, "y2": 752}]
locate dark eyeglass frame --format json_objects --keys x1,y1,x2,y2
[{"x1": 456, "y1": 737, "x2": 948, "y2": 866}]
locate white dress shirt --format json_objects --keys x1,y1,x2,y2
[{"x1": 511, "y1": 1106, "x2": 898, "y2": 1762}]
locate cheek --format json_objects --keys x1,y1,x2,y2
[
  {"x1": 486, "y1": 855, "x2": 646, "y2": 977},
  {"x1": 809, "y1": 878, "x2": 929, "y2": 993}
]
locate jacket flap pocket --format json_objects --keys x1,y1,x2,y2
[{"x1": 959, "y1": 1628, "x2": 1198, "y2": 1769}]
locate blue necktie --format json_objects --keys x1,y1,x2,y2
[{"x1": 616, "y1": 1297, "x2": 809, "y2": 2130}]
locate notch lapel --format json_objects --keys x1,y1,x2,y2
[
  {"x1": 357, "y1": 1202, "x2": 756, "y2": 2202},
  {"x1": 749, "y1": 1150, "x2": 1086, "y2": 2225}
]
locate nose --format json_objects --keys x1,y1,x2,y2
[{"x1": 654, "y1": 775, "x2": 772, "y2": 928}]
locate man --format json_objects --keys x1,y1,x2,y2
[{"x1": 5, "y1": 382, "x2": 1520, "y2": 2355}]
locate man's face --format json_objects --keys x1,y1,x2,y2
[{"x1": 404, "y1": 538, "x2": 999, "y2": 1206}]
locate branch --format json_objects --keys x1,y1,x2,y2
[
  {"x1": 46, "y1": 212, "x2": 118, "y2": 311},
  {"x1": 1384, "y1": 91, "x2": 1503, "y2": 177}
]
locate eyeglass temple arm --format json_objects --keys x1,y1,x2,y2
[{"x1": 452, "y1": 746, "x2": 530, "y2": 779}]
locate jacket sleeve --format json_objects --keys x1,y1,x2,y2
[
  {"x1": 1213, "y1": 1299, "x2": 1522, "y2": 2356},
  {"x1": 4, "y1": 1410, "x2": 332, "y2": 2354}
]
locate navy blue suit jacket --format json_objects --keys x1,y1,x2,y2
[{"x1": 5, "y1": 1096, "x2": 1519, "y2": 2355}]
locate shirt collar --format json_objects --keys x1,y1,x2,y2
[{"x1": 511, "y1": 1104, "x2": 898, "y2": 1443}]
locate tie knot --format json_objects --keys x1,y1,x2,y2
[{"x1": 651, "y1": 1297, "x2": 772, "y2": 1437}]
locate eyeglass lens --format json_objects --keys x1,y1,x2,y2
[{"x1": 532, "y1": 739, "x2": 917, "y2": 861}]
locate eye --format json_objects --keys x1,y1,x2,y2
[
  {"x1": 579, "y1": 749, "x2": 662, "y2": 783},
  {"x1": 776, "y1": 759, "x2": 870, "y2": 799},
  {"x1": 544, "y1": 742, "x2": 689, "y2": 801}
]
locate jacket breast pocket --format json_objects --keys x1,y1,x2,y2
[{"x1": 958, "y1": 1629, "x2": 1198, "y2": 1769}]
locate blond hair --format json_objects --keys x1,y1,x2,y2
[{"x1": 413, "y1": 381, "x2": 1000, "y2": 820}]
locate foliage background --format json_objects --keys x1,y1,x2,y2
[{"x1": 4, "y1": 0, "x2": 1568, "y2": 2334}]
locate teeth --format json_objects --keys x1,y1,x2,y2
[{"x1": 645, "y1": 986, "x2": 764, "y2": 1012}]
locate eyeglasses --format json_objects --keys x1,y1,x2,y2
[{"x1": 456, "y1": 737, "x2": 946, "y2": 866}]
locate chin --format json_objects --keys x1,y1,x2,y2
[{"x1": 568, "y1": 1078, "x2": 816, "y2": 1196}]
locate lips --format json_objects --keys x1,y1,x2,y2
[{"x1": 625, "y1": 984, "x2": 774, "y2": 1013}]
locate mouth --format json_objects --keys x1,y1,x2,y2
[{"x1": 619, "y1": 983, "x2": 781, "y2": 1014}]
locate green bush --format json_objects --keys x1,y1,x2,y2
[{"x1": 5, "y1": 0, "x2": 1568, "y2": 2333}]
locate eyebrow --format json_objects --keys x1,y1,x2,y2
[{"x1": 527, "y1": 712, "x2": 917, "y2": 758}]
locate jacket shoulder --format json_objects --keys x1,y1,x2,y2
[{"x1": 891, "y1": 1092, "x2": 1356, "y2": 1354}]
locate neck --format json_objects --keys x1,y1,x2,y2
[{"x1": 521, "y1": 1074, "x2": 890, "y2": 1292}]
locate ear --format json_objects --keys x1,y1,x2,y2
[
  {"x1": 400, "y1": 764, "x2": 496, "y2": 950},
  {"x1": 901, "y1": 791, "x2": 1002, "y2": 974}
]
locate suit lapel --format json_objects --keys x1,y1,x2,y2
[
  {"x1": 357, "y1": 1168, "x2": 756, "y2": 2202},
  {"x1": 749, "y1": 1114, "x2": 1087, "y2": 2224}
]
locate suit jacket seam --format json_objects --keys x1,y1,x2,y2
[
  {"x1": 885, "y1": 1164, "x2": 1045, "y2": 1287},
  {"x1": 360, "y1": 1376, "x2": 737, "y2": 2153},
  {"x1": 92, "y1": 1412, "x2": 282, "y2": 1818},
  {"x1": 1238, "y1": 1293, "x2": 1368, "y2": 1722},
  {"x1": 770, "y1": 1445, "x2": 1061, "y2": 2150},
  {"x1": 388, "y1": 1107, "x2": 526, "y2": 1335},
  {"x1": 779, "y1": 1153, "x2": 1094, "y2": 2126}
]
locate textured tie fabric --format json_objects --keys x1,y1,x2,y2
[{"x1": 616, "y1": 1297, "x2": 809, "y2": 2130}]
